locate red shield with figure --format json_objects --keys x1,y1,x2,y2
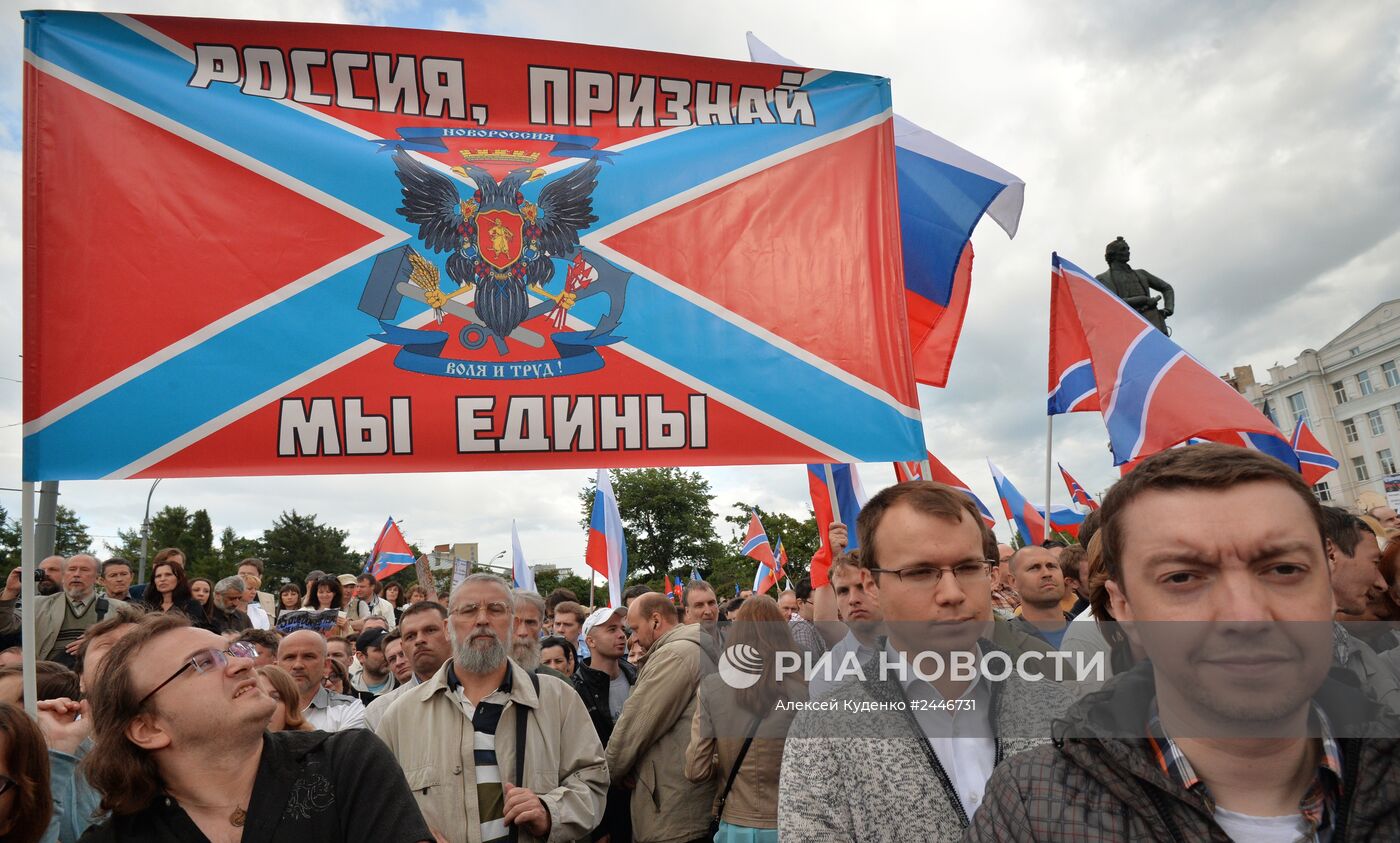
[{"x1": 476, "y1": 209, "x2": 524, "y2": 270}]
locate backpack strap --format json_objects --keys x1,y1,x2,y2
[
  {"x1": 508, "y1": 669, "x2": 540, "y2": 843},
  {"x1": 714, "y1": 714, "x2": 763, "y2": 824}
]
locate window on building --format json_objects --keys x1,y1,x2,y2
[
  {"x1": 1353, "y1": 456, "x2": 1370, "y2": 482},
  {"x1": 1380, "y1": 449, "x2": 1398, "y2": 476},
  {"x1": 1342, "y1": 418, "x2": 1359, "y2": 443},
  {"x1": 1287, "y1": 392, "x2": 1309, "y2": 426},
  {"x1": 1358, "y1": 370, "x2": 1374, "y2": 396},
  {"x1": 1368, "y1": 409, "x2": 1385, "y2": 437},
  {"x1": 1385, "y1": 360, "x2": 1400, "y2": 389},
  {"x1": 1312, "y1": 482, "x2": 1332, "y2": 502},
  {"x1": 1350, "y1": 347, "x2": 1362, "y2": 357},
  {"x1": 1332, "y1": 381, "x2": 1349, "y2": 404}
]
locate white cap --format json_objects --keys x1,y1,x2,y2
[{"x1": 582, "y1": 606, "x2": 626, "y2": 640}]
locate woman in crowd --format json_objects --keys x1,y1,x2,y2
[
  {"x1": 0, "y1": 701, "x2": 53, "y2": 843},
  {"x1": 255, "y1": 666, "x2": 313, "y2": 732},
  {"x1": 405, "y1": 584, "x2": 430, "y2": 606},
  {"x1": 323, "y1": 658, "x2": 352, "y2": 696},
  {"x1": 188, "y1": 577, "x2": 213, "y2": 613},
  {"x1": 382, "y1": 581, "x2": 406, "y2": 621},
  {"x1": 309, "y1": 575, "x2": 344, "y2": 612},
  {"x1": 275, "y1": 582, "x2": 303, "y2": 620},
  {"x1": 686, "y1": 594, "x2": 806, "y2": 843},
  {"x1": 141, "y1": 561, "x2": 210, "y2": 628}
]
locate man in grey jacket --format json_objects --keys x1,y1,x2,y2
[
  {"x1": 778, "y1": 481, "x2": 1071, "y2": 842},
  {"x1": 608, "y1": 592, "x2": 720, "y2": 843}
]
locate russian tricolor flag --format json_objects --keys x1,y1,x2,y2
[
  {"x1": 367, "y1": 517, "x2": 415, "y2": 581},
  {"x1": 988, "y1": 462, "x2": 1088, "y2": 545},
  {"x1": 806, "y1": 463, "x2": 867, "y2": 587},
  {"x1": 747, "y1": 34, "x2": 1023, "y2": 388},
  {"x1": 1291, "y1": 419, "x2": 1339, "y2": 486},
  {"x1": 894, "y1": 451, "x2": 997, "y2": 528},
  {"x1": 585, "y1": 469, "x2": 628, "y2": 608}
]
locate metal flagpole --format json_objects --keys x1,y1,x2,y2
[
  {"x1": 1044, "y1": 416, "x2": 1054, "y2": 542},
  {"x1": 590, "y1": 569, "x2": 595, "y2": 608},
  {"x1": 20, "y1": 482, "x2": 37, "y2": 716}
]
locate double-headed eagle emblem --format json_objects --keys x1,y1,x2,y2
[{"x1": 391, "y1": 149, "x2": 601, "y2": 343}]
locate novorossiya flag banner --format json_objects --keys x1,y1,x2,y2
[{"x1": 22, "y1": 12, "x2": 923, "y2": 481}]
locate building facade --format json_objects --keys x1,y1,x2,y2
[{"x1": 1228, "y1": 299, "x2": 1400, "y2": 510}]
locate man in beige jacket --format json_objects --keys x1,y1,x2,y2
[
  {"x1": 609, "y1": 592, "x2": 720, "y2": 843},
  {"x1": 378, "y1": 574, "x2": 607, "y2": 843}
]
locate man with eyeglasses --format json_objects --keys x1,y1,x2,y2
[
  {"x1": 779, "y1": 481, "x2": 1070, "y2": 841},
  {"x1": 74, "y1": 613, "x2": 432, "y2": 842},
  {"x1": 377, "y1": 574, "x2": 607, "y2": 843}
]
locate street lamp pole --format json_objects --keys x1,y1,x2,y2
[{"x1": 138, "y1": 478, "x2": 162, "y2": 584}]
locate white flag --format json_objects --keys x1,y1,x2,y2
[{"x1": 512, "y1": 520, "x2": 536, "y2": 592}]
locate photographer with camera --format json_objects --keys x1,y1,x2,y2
[{"x1": 0, "y1": 554, "x2": 142, "y2": 669}]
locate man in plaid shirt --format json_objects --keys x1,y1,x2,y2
[{"x1": 969, "y1": 444, "x2": 1400, "y2": 841}]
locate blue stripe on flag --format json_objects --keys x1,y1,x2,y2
[
  {"x1": 1047, "y1": 360, "x2": 1096, "y2": 415},
  {"x1": 1104, "y1": 328, "x2": 1183, "y2": 462}
]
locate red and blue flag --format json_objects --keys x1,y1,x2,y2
[
  {"x1": 893, "y1": 451, "x2": 997, "y2": 528},
  {"x1": 1291, "y1": 419, "x2": 1339, "y2": 486},
  {"x1": 988, "y1": 461, "x2": 1087, "y2": 545},
  {"x1": 1058, "y1": 463, "x2": 1099, "y2": 511},
  {"x1": 586, "y1": 469, "x2": 628, "y2": 607},
  {"x1": 367, "y1": 517, "x2": 414, "y2": 581},
  {"x1": 1050, "y1": 254, "x2": 1299, "y2": 469},
  {"x1": 745, "y1": 512, "x2": 783, "y2": 594},
  {"x1": 23, "y1": 13, "x2": 926, "y2": 483},
  {"x1": 806, "y1": 463, "x2": 867, "y2": 587}
]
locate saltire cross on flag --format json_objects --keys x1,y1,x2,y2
[
  {"x1": 366, "y1": 517, "x2": 414, "y2": 581},
  {"x1": 1058, "y1": 464, "x2": 1099, "y2": 511},
  {"x1": 806, "y1": 463, "x2": 866, "y2": 587},
  {"x1": 1049, "y1": 254, "x2": 1299, "y2": 469},
  {"x1": 585, "y1": 469, "x2": 627, "y2": 608},
  {"x1": 1291, "y1": 419, "x2": 1339, "y2": 486},
  {"x1": 23, "y1": 12, "x2": 928, "y2": 483},
  {"x1": 747, "y1": 34, "x2": 1024, "y2": 388},
  {"x1": 744, "y1": 512, "x2": 783, "y2": 595},
  {"x1": 893, "y1": 452, "x2": 997, "y2": 528}
]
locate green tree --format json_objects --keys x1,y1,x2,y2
[
  {"x1": 217, "y1": 527, "x2": 266, "y2": 573},
  {"x1": 710, "y1": 503, "x2": 819, "y2": 595},
  {"x1": 0, "y1": 505, "x2": 17, "y2": 570},
  {"x1": 54, "y1": 506, "x2": 92, "y2": 557},
  {"x1": 260, "y1": 510, "x2": 357, "y2": 586},
  {"x1": 531, "y1": 568, "x2": 596, "y2": 605},
  {"x1": 579, "y1": 468, "x2": 725, "y2": 582}
]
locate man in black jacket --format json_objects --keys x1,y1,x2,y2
[{"x1": 572, "y1": 606, "x2": 636, "y2": 841}]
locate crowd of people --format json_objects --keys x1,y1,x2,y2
[{"x1": 0, "y1": 444, "x2": 1399, "y2": 841}]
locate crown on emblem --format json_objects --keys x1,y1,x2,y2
[{"x1": 458, "y1": 148, "x2": 542, "y2": 165}]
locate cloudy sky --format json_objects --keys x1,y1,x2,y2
[{"x1": 2, "y1": 0, "x2": 1398, "y2": 575}]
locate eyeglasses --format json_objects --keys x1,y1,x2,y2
[
  {"x1": 451, "y1": 601, "x2": 511, "y2": 618},
  {"x1": 138, "y1": 641, "x2": 258, "y2": 709},
  {"x1": 869, "y1": 561, "x2": 994, "y2": 587}
]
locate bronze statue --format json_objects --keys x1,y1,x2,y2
[{"x1": 1096, "y1": 237, "x2": 1174, "y2": 334}]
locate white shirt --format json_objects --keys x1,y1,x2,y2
[
  {"x1": 302, "y1": 687, "x2": 367, "y2": 732},
  {"x1": 245, "y1": 600, "x2": 271, "y2": 630},
  {"x1": 1059, "y1": 605, "x2": 1113, "y2": 697},
  {"x1": 809, "y1": 629, "x2": 879, "y2": 700},
  {"x1": 892, "y1": 643, "x2": 996, "y2": 819},
  {"x1": 1212, "y1": 806, "x2": 1313, "y2": 843}
]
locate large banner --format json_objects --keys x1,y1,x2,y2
[{"x1": 22, "y1": 12, "x2": 923, "y2": 480}]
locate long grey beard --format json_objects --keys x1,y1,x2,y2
[
  {"x1": 457, "y1": 632, "x2": 508, "y2": 674},
  {"x1": 475, "y1": 277, "x2": 528, "y2": 340},
  {"x1": 511, "y1": 637, "x2": 541, "y2": 670}
]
